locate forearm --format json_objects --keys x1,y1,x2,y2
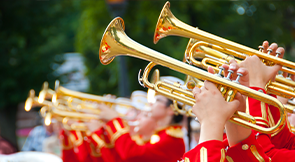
[
  {"x1": 199, "y1": 121, "x2": 224, "y2": 144},
  {"x1": 225, "y1": 121, "x2": 251, "y2": 146}
]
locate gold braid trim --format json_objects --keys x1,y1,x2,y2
[
  {"x1": 250, "y1": 145, "x2": 265, "y2": 162},
  {"x1": 226, "y1": 156, "x2": 234, "y2": 162},
  {"x1": 184, "y1": 157, "x2": 190, "y2": 162},
  {"x1": 61, "y1": 135, "x2": 73, "y2": 150},
  {"x1": 246, "y1": 97, "x2": 249, "y2": 114},
  {"x1": 200, "y1": 147, "x2": 208, "y2": 162},
  {"x1": 267, "y1": 107, "x2": 275, "y2": 128},
  {"x1": 131, "y1": 135, "x2": 146, "y2": 145},
  {"x1": 261, "y1": 102, "x2": 267, "y2": 121},
  {"x1": 165, "y1": 127, "x2": 184, "y2": 138},
  {"x1": 220, "y1": 148, "x2": 225, "y2": 162},
  {"x1": 89, "y1": 142, "x2": 101, "y2": 157},
  {"x1": 109, "y1": 119, "x2": 129, "y2": 144},
  {"x1": 92, "y1": 134, "x2": 106, "y2": 149},
  {"x1": 68, "y1": 131, "x2": 83, "y2": 148}
]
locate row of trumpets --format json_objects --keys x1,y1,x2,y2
[{"x1": 25, "y1": 81, "x2": 138, "y2": 131}]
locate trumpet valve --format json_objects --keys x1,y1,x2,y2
[
  {"x1": 232, "y1": 73, "x2": 243, "y2": 84},
  {"x1": 224, "y1": 70, "x2": 233, "y2": 81},
  {"x1": 215, "y1": 66, "x2": 224, "y2": 77},
  {"x1": 258, "y1": 46, "x2": 264, "y2": 52}
]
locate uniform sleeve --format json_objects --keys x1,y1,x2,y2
[
  {"x1": 90, "y1": 128, "x2": 123, "y2": 162},
  {"x1": 59, "y1": 130, "x2": 79, "y2": 162},
  {"x1": 248, "y1": 87, "x2": 295, "y2": 161},
  {"x1": 226, "y1": 132, "x2": 270, "y2": 162},
  {"x1": 182, "y1": 140, "x2": 226, "y2": 162},
  {"x1": 268, "y1": 103, "x2": 295, "y2": 150},
  {"x1": 105, "y1": 118, "x2": 185, "y2": 161}
]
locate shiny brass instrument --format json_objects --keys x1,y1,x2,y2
[
  {"x1": 25, "y1": 81, "x2": 137, "y2": 130},
  {"x1": 25, "y1": 89, "x2": 100, "y2": 131},
  {"x1": 183, "y1": 38, "x2": 295, "y2": 100},
  {"x1": 154, "y1": 2, "x2": 295, "y2": 97},
  {"x1": 154, "y1": 2, "x2": 295, "y2": 70},
  {"x1": 99, "y1": 17, "x2": 287, "y2": 134}
]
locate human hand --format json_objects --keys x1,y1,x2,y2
[
  {"x1": 208, "y1": 64, "x2": 248, "y2": 112},
  {"x1": 84, "y1": 119, "x2": 105, "y2": 133},
  {"x1": 192, "y1": 80, "x2": 240, "y2": 144},
  {"x1": 239, "y1": 41, "x2": 285, "y2": 89},
  {"x1": 97, "y1": 103, "x2": 120, "y2": 122}
]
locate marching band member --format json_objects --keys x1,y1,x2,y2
[
  {"x1": 96, "y1": 77, "x2": 185, "y2": 162},
  {"x1": 240, "y1": 41, "x2": 295, "y2": 161},
  {"x1": 182, "y1": 63, "x2": 270, "y2": 162}
]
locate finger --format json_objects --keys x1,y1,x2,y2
[
  {"x1": 203, "y1": 80, "x2": 217, "y2": 91},
  {"x1": 228, "y1": 61, "x2": 240, "y2": 80},
  {"x1": 282, "y1": 72, "x2": 288, "y2": 78},
  {"x1": 269, "y1": 64, "x2": 283, "y2": 80},
  {"x1": 267, "y1": 43, "x2": 278, "y2": 56},
  {"x1": 236, "y1": 68, "x2": 249, "y2": 87},
  {"x1": 275, "y1": 47, "x2": 285, "y2": 58},
  {"x1": 291, "y1": 75, "x2": 295, "y2": 81},
  {"x1": 192, "y1": 87, "x2": 201, "y2": 100},
  {"x1": 222, "y1": 64, "x2": 229, "y2": 77},
  {"x1": 207, "y1": 66, "x2": 215, "y2": 74},
  {"x1": 262, "y1": 41, "x2": 269, "y2": 53},
  {"x1": 236, "y1": 68, "x2": 248, "y2": 77},
  {"x1": 229, "y1": 59, "x2": 238, "y2": 64}
]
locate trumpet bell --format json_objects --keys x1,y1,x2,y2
[{"x1": 154, "y1": 1, "x2": 295, "y2": 71}]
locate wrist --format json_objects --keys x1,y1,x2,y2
[
  {"x1": 249, "y1": 82, "x2": 266, "y2": 89},
  {"x1": 199, "y1": 121, "x2": 225, "y2": 143}
]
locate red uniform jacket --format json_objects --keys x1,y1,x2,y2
[
  {"x1": 182, "y1": 132, "x2": 270, "y2": 162},
  {"x1": 247, "y1": 87, "x2": 295, "y2": 161},
  {"x1": 60, "y1": 130, "x2": 103, "y2": 162},
  {"x1": 104, "y1": 117, "x2": 185, "y2": 162}
]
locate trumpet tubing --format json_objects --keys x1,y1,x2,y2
[
  {"x1": 185, "y1": 39, "x2": 295, "y2": 99},
  {"x1": 154, "y1": 1, "x2": 295, "y2": 75},
  {"x1": 99, "y1": 17, "x2": 286, "y2": 134}
]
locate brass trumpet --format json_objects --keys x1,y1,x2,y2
[
  {"x1": 25, "y1": 81, "x2": 138, "y2": 130},
  {"x1": 25, "y1": 89, "x2": 100, "y2": 130},
  {"x1": 154, "y1": 1, "x2": 295, "y2": 77},
  {"x1": 99, "y1": 17, "x2": 287, "y2": 134},
  {"x1": 184, "y1": 39, "x2": 295, "y2": 100}
]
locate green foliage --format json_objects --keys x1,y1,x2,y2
[
  {"x1": 76, "y1": 0, "x2": 295, "y2": 97},
  {"x1": 0, "y1": 1, "x2": 80, "y2": 109}
]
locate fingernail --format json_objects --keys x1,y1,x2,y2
[{"x1": 229, "y1": 64, "x2": 236, "y2": 69}]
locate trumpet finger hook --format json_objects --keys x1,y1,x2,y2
[{"x1": 138, "y1": 69, "x2": 145, "y2": 88}]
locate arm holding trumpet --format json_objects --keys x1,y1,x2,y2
[
  {"x1": 237, "y1": 41, "x2": 295, "y2": 161},
  {"x1": 182, "y1": 62, "x2": 269, "y2": 162}
]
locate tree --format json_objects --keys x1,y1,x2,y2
[{"x1": 0, "y1": 1, "x2": 80, "y2": 146}]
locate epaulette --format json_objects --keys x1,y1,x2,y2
[{"x1": 165, "y1": 126, "x2": 184, "y2": 138}]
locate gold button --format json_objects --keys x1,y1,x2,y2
[{"x1": 242, "y1": 144, "x2": 249, "y2": 150}]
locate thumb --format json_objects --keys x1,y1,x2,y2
[
  {"x1": 227, "y1": 99, "x2": 240, "y2": 115},
  {"x1": 269, "y1": 65, "x2": 282, "y2": 80}
]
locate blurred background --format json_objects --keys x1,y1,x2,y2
[{"x1": 0, "y1": 0, "x2": 294, "y2": 150}]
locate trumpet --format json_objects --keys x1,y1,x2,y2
[
  {"x1": 25, "y1": 82, "x2": 138, "y2": 130},
  {"x1": 183, "y1": 38, "x2": 295, "y2": 100},
  {"x1": 99, "y1": 17, "x2": 287, "y2": 134},
  {"x1": 154, "y1": 2, "x2": 295, "y2": 69},
  {"x1": 154, "y1": 1, "x2": 295, "y2": 98},
  {"x1": 25, "y1": 89, "x2": 100, "y2": 131}
]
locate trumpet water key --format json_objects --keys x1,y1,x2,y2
[{"x1": 99, "y1": 17, "x2": 286, "y2": 134}]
